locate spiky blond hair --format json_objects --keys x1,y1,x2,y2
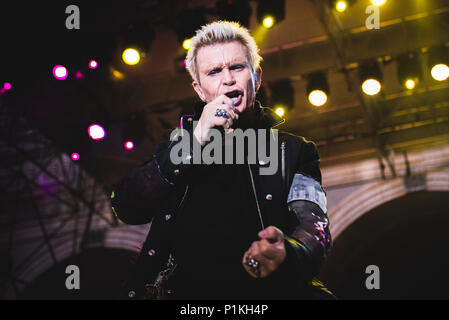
[{"x1": 185, "y1": 21, "x2": 262, "y2": 84}]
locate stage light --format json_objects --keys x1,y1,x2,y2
[
  {"x1": 3, "y1": 82, "x2": 12, "y2": 91},
  {"x1": 111, "y1": 68, "x2": 125, "y2": 80},
  {"x1": 308, "y1": 90, "x2": 328, "y2": 107},
  {"x1": 397, "y1": 52, "x2": 421, "y2": 90},
  {"x1": 336, "y1": 1, "x2": 347, "y2": 12},
  {"x1": 431, "y1": 64, "x2": 449, "y2": 81},
  {"x1": 306, "y1": 71, "x2": 330, "y2": 107},
  {"x1": 124, "y1": 141, "x2": 134, "y2": 150},
  {"x1": 120, "y1": 21, "x2": 154, "y2": 65},
  {"x1": 405, "y1": 79, "x2": 416, "y2": 89},
  {"x1": 71, "y1": 153, "x2": 80, "y2": 161},
  {"x1": 275, "y1": 106, "x2": 285, "y2": 117},
  {"x1": 216, "y1": 0, "x2": 252, "y2": 28},
  {"x1": 371, "y1": 0, "x2": 386, "y2": 6},
  {"x1": 362, "y1": 79, "x2": 381, "y2": 95},
  {"x1": 53, "y1": 65, "x2": 68, "y2": 80},
  {"x1": 88, "y1": 124, "x2": 105, "y2": 140},
  {"x1": 122, "y1": 48, "x2": 140, "y2": 65},
  {"x1": 89, "y1": 60, "x2": 98, "y2": 69},
  {"x1": 359, "y1": 61, "x2": 383, "y2": 96},
  {"x1": 428, "y1": 46, "x2": 449, "y2": 81},
  {"x1": 257, "y1": 0, "x2": 285, "y2": 28},
  {"x1": 182, "y1": 38, "x2": 192, "y2": 50},
  {"x1": 262, "y1": 16, "x2": 274, "y2": 28},
  {"x1": 329, "y1": 0, "x2": 355, "y2": 12},
  {"x1": 75, "y1": 71, "x2": 84, "y2": 80}
]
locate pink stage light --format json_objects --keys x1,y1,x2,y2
[
  {"x1": 89, "y1": 60, "x2": 98, "y2": 69},
  {"x1": 3, "y1": 82, "x2": 12, "y2": 90},
  {"x1": 71, "y1": 153, "x2": 80, "y2": 161},
  {"x1": 88, "y1": 124, "x2": 105, "y2": 140},
  {"x1": 124, "y1": 141, "x2": 134, "y2": 150},
  {"x1": 53, "y1": 65, "x2": 68, "y2": 80},
  {"x1": 75, "y1": 71, "x2": 84, "y2": 79}
]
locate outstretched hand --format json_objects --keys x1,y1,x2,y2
[{"x1": 242, "y1": 226, "x2": 286, "y2": 278}]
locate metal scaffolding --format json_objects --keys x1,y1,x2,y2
[{"x1": 0, "y1": 98, "x2": 119, "y2": 298}]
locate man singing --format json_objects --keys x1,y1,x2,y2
[{"x1": 111, "y1": 21, "x2": 333, "y2": 300}]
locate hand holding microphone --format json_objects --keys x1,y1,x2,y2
[{"x1": 193, "y1": 94, "x2": 238, "y2": 146}]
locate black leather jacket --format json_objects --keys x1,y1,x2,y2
[{"x1": 111, "y1": 102, "x2": 333, "y2": 299}]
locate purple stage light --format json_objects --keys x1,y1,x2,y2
[
  {"x1": 3, "y1": 82, "x2": 12, "y2": 90},
  {"x1": 88, "y1": 124, "x2": 105, "y2": 140},
  {"x1": 75, "y1": 71, "x2": 84, "y2": 79},
  {"x1": 71, "y1": 153, "x2": 80, "y2": 161},
  {"x1": 89, "y1": 60, "x2": 98, "y2": 69},
  {"x1": 53, "y1": 65, "x2": 68, "y2": 80},
  {"x1": 124, "y1": 141, "x2": 134, "y2": 150}
]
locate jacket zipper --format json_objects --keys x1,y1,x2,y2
[
  {"x1": 176, "y1": 185, "x2": 189, "y2": 213},
  {"x1": 281, "y1": 141, "x2": 286, "y2": 188},
  {"x1": 247, "y1": 163, "x2": 265, "y2": 230}
]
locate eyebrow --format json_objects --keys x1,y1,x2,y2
[{"x1": 203, "y1": 59, "x2": 247, "y2": 73}]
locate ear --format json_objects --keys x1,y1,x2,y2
[{"x1": 192, "y1": 81, "x2": 206, "y2": 102}]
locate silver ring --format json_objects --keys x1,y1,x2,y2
[
  {"x1": 245, "y1": 254, "x2": 260, "y2": 277},
  {"x1": 215, "y1": 108, "x2": 229, "y2": 118}
]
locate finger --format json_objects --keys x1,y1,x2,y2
[
  {"x1": 249, "y1": 242, "x2": 271, "y2": 264},
  {"x1": 211, "y1": 105, "x2": 237, "y2": 122},
  {"x1": 248, "y1": 249, "x2": 273, "y2": 278},
  {"x1": 249, "y1": 240, "x2": 261, "y2": 253},
  {"x1": 212, "y1": 115, "x2": 228, "y2": 127},
  {"x1": 227, "y1": 107, "x2": 237, "y2": 120},
  {"x1": 214, "y1": 94, "x2": 234, "y2": 107},
  {"x1": 243, "y1": 249, "x2": 269, "y2": 278},
  {"x1": 252, "y1": 238, "x2": 283, "y2": 261},
  {"x1": 221, "y1": 104, "x2": 238, "y2": 120},
  {"x1": 258, "y1": 226, "x2": 283, "y2": 243},
  {"x1": 257, "y1": 239, "x2": 280, "y2": 259},
  {"x1": 242, "y1": 250, "x2": 258, "y2": 278},
  {"x1": 223, "y1": 118, "x2": 233, "y2": 129}
]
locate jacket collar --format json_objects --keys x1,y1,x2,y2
[{"x1": 192, "y1": 100, "x2": 285, "y2": 129}]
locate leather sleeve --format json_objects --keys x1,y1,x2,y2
[
  {"x1": 284, "y1": 200, "x2": 331, "y2": 281},
  {"x1": 295, "y1": 138, "x2": 322, "y2": 184},
  {"x1": 280, "y1": 139, "x2": 332, "y2": 283},
  {"x1": 110, "y1": 129, "x2": 194, "y2": 225}
]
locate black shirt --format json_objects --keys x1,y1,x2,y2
[{"x1": 171, "y1": 162, "x2": 267, "y2": 299}]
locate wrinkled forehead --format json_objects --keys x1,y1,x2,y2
[{"x1": 196, "y1": 41, "x2": 250, "y2": 72}]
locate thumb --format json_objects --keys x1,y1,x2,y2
[{"x1": 258, "y1": 226, "x2": 283, "y2": 243}]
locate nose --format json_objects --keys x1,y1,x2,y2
[{"x1": 222, "y1": 68, "x2": 236, "y2": 86}]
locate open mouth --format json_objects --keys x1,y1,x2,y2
[{"x1": 225, "y1": 90, "x2": 244, "y2": 107}]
